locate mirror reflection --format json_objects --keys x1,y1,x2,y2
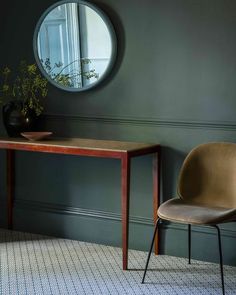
[{"x1": 34, "y1": 1, "x2": 116, "y2": 91}]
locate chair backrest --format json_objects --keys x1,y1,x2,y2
[{"x1": 178, "y1": 142, "x2": 236, "y2": 208}]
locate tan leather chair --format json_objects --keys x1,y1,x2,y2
[{"x1": 142, "y1": 142, "x2": 236, "y2": 295}]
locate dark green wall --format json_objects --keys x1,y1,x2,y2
[{"x1": 1, "y1": 0, "x2": 236, "y2": 266}]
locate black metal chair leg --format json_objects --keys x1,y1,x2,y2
[
  {"x1": 142, "y1": 218, "x2": 160, "y2": 284},
  {"x1": 188, "y1": 224, "x2": 191, "y2": 264},
  {"x1": 213, "y1": 225, "x2": 225, "y2": 295}
]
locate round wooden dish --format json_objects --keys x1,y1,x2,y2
[{"x1": 21, "y1": 132, "x2": 52, "y2": 141}]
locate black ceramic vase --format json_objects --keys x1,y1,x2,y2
[{"x1": 2, "y1": 101, "x2": 37, "y2": 137}]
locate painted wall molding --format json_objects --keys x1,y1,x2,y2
[
  {"x1": 162, "y1": 222, "x2": 236, "y2": 239},
  {"x1": 14, "y1": 199, "x2": 153, "y2": 226},
  {"x1": 43, "y1": 113, "x2": 236, "y2": 131},
  {"x1": 2, "y1": 199, "x2": 234, "y2": 239}
]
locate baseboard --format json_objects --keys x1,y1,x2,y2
[
  {"x1": 1, "y1": 198, "x2": 235, "y2": 239},
  {"x1": 14, "y1": 199, "x2": 153, "y2": 226},
  {"x1": 162, "y1": 222, "x2": 236, "y2": 239}
]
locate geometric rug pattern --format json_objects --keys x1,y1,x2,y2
[{"x1": 0, "y1": 229, "x2": 236, "y2": 295}]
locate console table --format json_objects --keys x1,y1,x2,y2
[{"x1": 0, "y1": 137, "x2": 161, "y2": 270}]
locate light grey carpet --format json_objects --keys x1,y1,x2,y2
[{"x1": 0, "y1": 229, "x2": 235, "y2": 295}]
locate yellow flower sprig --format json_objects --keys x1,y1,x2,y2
[{"x1": 0, "y1": 60, "x2": 48, "y2": 116}]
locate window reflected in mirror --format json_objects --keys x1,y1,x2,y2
[{"x1": 34, "y1": 1, "x2": 116, "y2": 91}]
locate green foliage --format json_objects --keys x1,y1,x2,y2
[
  {"x1": 0, "y1": 61, "x2": 48, "y2": 116},
  {"x1": 42, "y1": 58, "x2": 99, "y2": 88}
]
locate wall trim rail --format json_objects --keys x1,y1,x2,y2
[{"x1": 43, "y1": 114, "x2": 236, "y2": 131}]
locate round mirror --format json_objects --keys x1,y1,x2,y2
[{"x1": 33, "y1": 0, "x2": 117, "y2": 92}]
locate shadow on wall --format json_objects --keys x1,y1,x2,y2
[
  {"x1": 161, "y1": 146, "x2": 186, "y2": 203},
  {"x1": 0, "y1": 150, "x2": 6, "y2": 227}
]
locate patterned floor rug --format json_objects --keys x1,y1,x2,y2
[{"x1": 0, "y1": 229, "x2": 235, "y2": 295}]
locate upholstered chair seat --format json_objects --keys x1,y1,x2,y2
[{"x1": 158, "y1": 197, "x2": 236, "y2": 225}]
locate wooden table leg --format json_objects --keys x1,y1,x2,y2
[
  {"x1": 153, "y1": 148, "x2": 160, "y2": 255},
  {"x1": 121, "y1": 154, "x2": 130, "y2": 270},
  {"x1": 7, "y1": 149, "x2": 14, "y2": 229}
]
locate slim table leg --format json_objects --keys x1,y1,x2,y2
[
  {"x1": 7, "y1": 149, "x2": 14, "y2": 229},
  {"x1": 153, "y1": 149, "x2": 160, "y2": 255},
  {"x1": 121, "y1": 154, "x2": 130, "y2": 270}
]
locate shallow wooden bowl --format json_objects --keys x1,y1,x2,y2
[{"x1": 21, "y1": 132, "x2": 53, "y2": 141}]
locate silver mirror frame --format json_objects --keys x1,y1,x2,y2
[{"x1": 33, "y1": 0, "x2": 117, "y2": 92}]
